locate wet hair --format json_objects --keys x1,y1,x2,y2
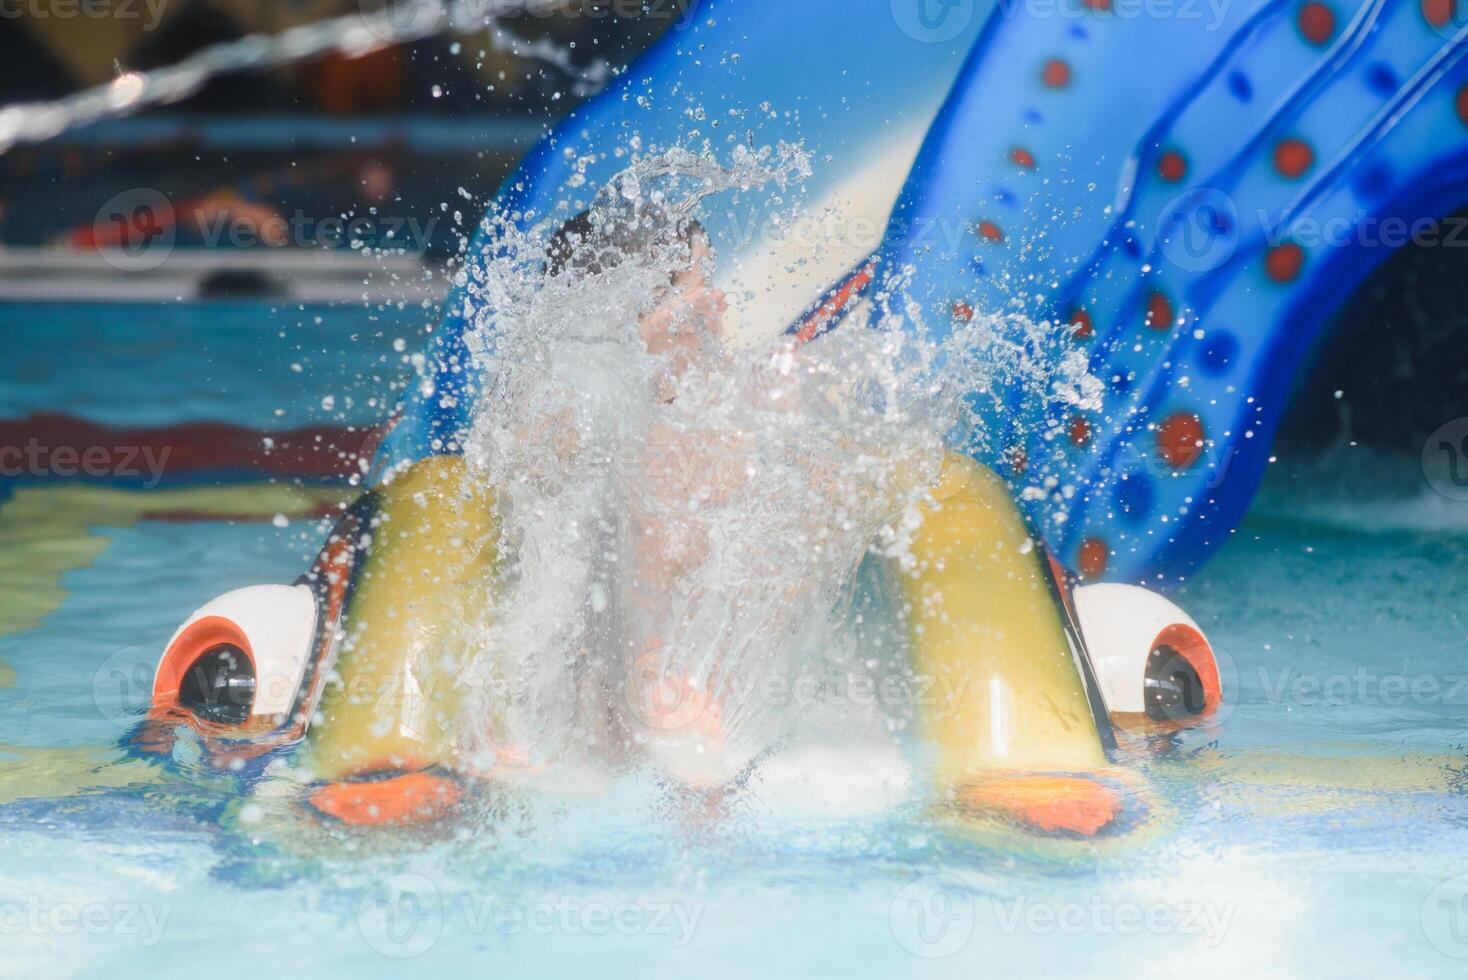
[{"x1": 546, "y1": 206, "x2": 706, "y2": 279}]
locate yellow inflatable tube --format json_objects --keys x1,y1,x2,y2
[
  {"x1": 143, "y1": 451, "x2": 1117, "y2": 831},
  {"x1": 297, "y1": 451, "x2": 1118, "y2": 828},
  {"x1": 299, "y1": 456, "x2": 498, "y2": 825},
  {"x1": 900, "y1": 453, "x2": 1120, "y2": 834}
]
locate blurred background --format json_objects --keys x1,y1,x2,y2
[
  {"x1": 0, "y1": 0, "x2": 680, "y2": 300},
  {"x1": 0, "y1": 0, "x2": 1464, "y2": 456}
]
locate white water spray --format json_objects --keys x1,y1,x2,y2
[{"x1": 440, "y1": 146, "x2": 1097, "y2": 787}]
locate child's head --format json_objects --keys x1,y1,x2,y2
[{"x1": 547, "y1": 207, "x2": 727, "y2": 364}]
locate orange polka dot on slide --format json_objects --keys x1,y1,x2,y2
[
  {"x1": 1157, "y1": 411, "x2": 1206, "y2": 469},
  {"x1": 1297, "y1": 1, "x2": 1336, "y2": 44},
  {"x1": 1273, "y1": 138, "x2": 1314, "y2": 178},
  {"x1": 1069, "y1": 308, "x2": 1095, "y2": 339},
  {"x1": 1158, "y1": 150, "x2": 1187, "y2": 182},
  {"x1": 1422, "y1": 0, "x2": 1455, "y2": 28},
  {"x1": 1145, "y1": 291, "x2": 1174, "y2": 331},
  {"x1": 1042, "y1": 59, "x2": 1072, "y2": 88},
  {"x1": 1265, "y1": 242, "x2": 1305, "y2": 282}
]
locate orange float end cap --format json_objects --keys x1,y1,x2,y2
[
  {"x1": 308, "y1": 771, "x2": 463, "y2": 826},
  {"x1": 959, "y1": 774, "x2": 1123, "y2": 836}
]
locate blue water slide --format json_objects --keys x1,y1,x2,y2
[
  {"x1": 874, "y1": 0, "x2": 1468, "y2": 583},
  {"x1": 376, "y1": 0, "x2": 989, "y2": 470},
  {"x1": 384, "y1": 0, "x2": 1468, "y2": 586}
]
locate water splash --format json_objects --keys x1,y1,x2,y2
[
  {"x1": 441, "y1": 146, "x2": 1096, "y2": 787},
  {"x1": 0, "y1": 0, "x2": 614, "y2": 155}
]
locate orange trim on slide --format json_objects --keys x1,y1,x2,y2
[
  {"x1": 793, "y1": 260, "x2": 876, "y2": 344},
  {"x1": 308, "y1": 771, "x2": 463, "y2": 826},
  {"x1": 317, "y1": 537, "x2": 354, "y2": 627},
  {"x1": 152, "y1": 616, "x2": 255, "y2": 709},
  {"x1": 959, "y1": 773, "x2": 1123, "y2": 836},
  {"x1": 1152, "y1": 622, "x2": 1221, "y2": 716}
]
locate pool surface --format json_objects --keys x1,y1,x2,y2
[{"x1": 3, "y1": 302, "x2": 1468, "y2": 977}]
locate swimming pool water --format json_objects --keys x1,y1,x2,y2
[{"x1": 3, "y1": 302, "x2": 1468, "y2": 978}]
